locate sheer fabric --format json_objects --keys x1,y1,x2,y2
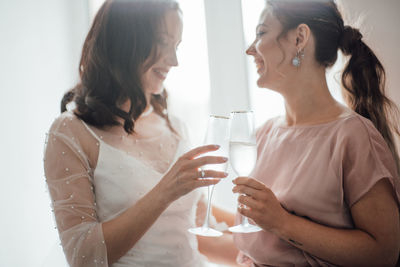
[
  {"x1": 234, "y1": 111, "x2": 400, "y2": 267},
  {"x1": 44, "y1": 111, "x2": 208, "y2": 267},
  {"x1": 44, "y1": 113, "x2": 107, "y2": 266}
]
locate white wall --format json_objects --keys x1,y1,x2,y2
[{"x1": 0, "y1": 0, "x2": 89, "y2": 266}]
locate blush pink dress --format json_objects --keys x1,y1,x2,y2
[{"x1": 234, "y1": 111, "x2": 400, "y2": 267}]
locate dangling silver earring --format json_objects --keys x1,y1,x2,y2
[{"x1": 292, "y1": 49, "x2": 304, "y2": 67}]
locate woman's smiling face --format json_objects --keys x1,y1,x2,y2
[
  {"x1": 246, "y1": 9, "x2": 296, "y2": 91},
  {"x1": 141, "y1": 9, "x2": 183, "y2": 98}
]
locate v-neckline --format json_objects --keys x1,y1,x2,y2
[
  {"x1": 79, "y1": 118, "x2": 181, "y2": 175},
  {"x1": 97, "y1": 137, "x2": 181, "y2": 176}
]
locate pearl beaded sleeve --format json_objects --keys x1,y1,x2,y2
[{"x1": 44, "y1": 114, "x2": 108, "y2": 267}]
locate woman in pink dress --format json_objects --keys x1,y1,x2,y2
[
  {"x1": 233, "y1": 0, "x2": 400, "y2": 266},
  {"x1": 44, "y1": 0, "x2": 238, "y2": 266}
]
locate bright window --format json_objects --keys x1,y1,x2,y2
[{"x1": 164, "y1": 0, "x2": 211, "y2": 146}]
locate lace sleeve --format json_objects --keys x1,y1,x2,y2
[{"x1": 44, "y1": 113, "x2": 108, "y2": 267}]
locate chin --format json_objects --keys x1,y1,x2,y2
[
  {"x1": 256, "y1": 77, "x2": 269, "y2": 88},
  {"x1": 148, "y1": 84, "x2": 164, "y2": 96},
  {"x1": 257, "y1": 74, "x2": 281, "y2": 91}
]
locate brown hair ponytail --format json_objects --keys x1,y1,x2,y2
[{"x1": 339, "y1": 26, "x2": 400, "y2": 174}]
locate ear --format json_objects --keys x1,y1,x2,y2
[{"x1": 294, "y1": 23, "x2": 311, "y2": 51}]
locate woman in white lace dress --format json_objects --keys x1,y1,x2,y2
[{"x1": 43, "y1": 0, "x2": 239, "y2": 266}]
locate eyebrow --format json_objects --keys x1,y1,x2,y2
[
  {"x1": 256, "y1": 24, "x2": 268, "y2": 31},
  {"x1": 159, "y1": 32, "x2": 180, "y2": 41},
  {"x1": 159, "y1": 32, "x2": 173, "y2": 38},
  {"x1": 159, "y1": 32, "x2": 182, "y2": 45}
]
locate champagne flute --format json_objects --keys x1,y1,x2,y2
[
  {"x1": 228, "y1": 111, "x2": 262, "y2": 233},
  {"x1": 188, "y1": 115, "x2": 230, "y2": 237}
]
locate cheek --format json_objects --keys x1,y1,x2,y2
[
  {"x1": 256, "y1": 37, "x2": 275, "y2": 56},
  {"x1": 260, "y1": 41, "x2": 291, "y2": 72},
  {"x1": 143, "y1": 69, "x2": 164, "y2": 94},
  {"x1": 141, "y1": 71, "x2": 150, "y2": 88}
]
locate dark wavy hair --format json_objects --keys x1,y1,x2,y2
[
  {"x1": 61, "y1": 0, "x2": 180, "y2": 134},
  {"x1": 266, "y1": 0, "x2": 400, "y2": 174}
]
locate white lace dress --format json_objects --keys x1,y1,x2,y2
[{"x1": 44, "y1": 111, "x2": 208, "y2": 267}]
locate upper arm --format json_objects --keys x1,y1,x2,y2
[
  {"x1": 44, "y1": 115, "x2": 100, "y2": 228},
  {"x1": 44, "y1": 115, "x2": 107, "y2": 266},
  {"x1": 44, "y1": 131, "x2": 96, "y2": 228},
  {"x1": 350, "y1": 178, "x2": 400, "y2": 260}
]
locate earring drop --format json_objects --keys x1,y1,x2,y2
[{"x1": 292, "y1": 50, "x2": 304, "y2": 67}]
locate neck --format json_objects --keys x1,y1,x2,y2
[
  {"x1": 141, "y1": 93, "x2": 153, "y2": 118},
  {"x1": 281, "y1": 67, "x2": 344, "y2": 126},
  {"x1": 116, "y1": 95, "x2": 153, "y2": 125}
]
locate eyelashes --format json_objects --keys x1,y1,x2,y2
[
  {"x1": 256, "y1": 31, "x2": 267, "y2": 38},
  {"x1": 157, "y1": 40, "x2": 180, "y2": 53}
]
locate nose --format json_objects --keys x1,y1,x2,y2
[
  {"x1": 246, "y1": 40, "x2": 256, "y2": 56},
  {"x1": 166, "y1": 49, "x2": 178, "y2": 67}
]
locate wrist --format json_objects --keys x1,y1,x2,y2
[
  {"x1": 150, "y1": 183, "x2": 173, "y2": 209},
  {"x1": 272, "y1": 210, "x2": 293, "y2": 238},
  {"x1": 277, "y1": 212, "x2": 306, "y2": 248}
]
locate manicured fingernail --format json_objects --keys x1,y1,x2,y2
[
  {"x1": 222, "y1": 157, "x2": 228, "y2": 162},
  {"x1": 214, "y1": 145, "x2": 220, "y2": 148},
  {"x1": 223, "y1": 172, "x2": 229, "y2": 176}
]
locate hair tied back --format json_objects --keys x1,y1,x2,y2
[{"x1": 339, "y1": 26, "x2": 363, "y2": 55}]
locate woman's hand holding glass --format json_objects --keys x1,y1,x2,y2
[
  {"x1": 156, "y1": 144, "x2": 228, "y2": 204},
  {"x1": 188, "y1": 115, "x2": 230, "y2": 237},
  {"x1": 232, "y1": 177, "x2": 288, "y2": 233}
]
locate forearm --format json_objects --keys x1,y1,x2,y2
[
  {"x1": 234, "y1": 178, "x2": 399, "y2": 266},
  {"x1": 102, "y1": 184, "x2": 171, "y2": 264},
  {"x1": 198, "y1": 233, "x2": 240, "y2": 266},
  {"x1": 102, "y1": 145, "x2": 229, "y2": 264},
  {"x1": 277, "y1": 213, "x2": 396, "y2": 266}
]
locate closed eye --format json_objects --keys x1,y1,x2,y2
[
  {"x1": 256, "y1": 31, "x2": 266, "y2": 38},
  {"x1": 255, "y1": 23, "x2": 268, "y2": 38}
]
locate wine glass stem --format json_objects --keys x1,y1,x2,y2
[
  {"x1": 202, "y1": 184, "x2": 215, "y2": 229},
  {"x1": 241, "y1": 215, "x2": 250, "y2": 227}
]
